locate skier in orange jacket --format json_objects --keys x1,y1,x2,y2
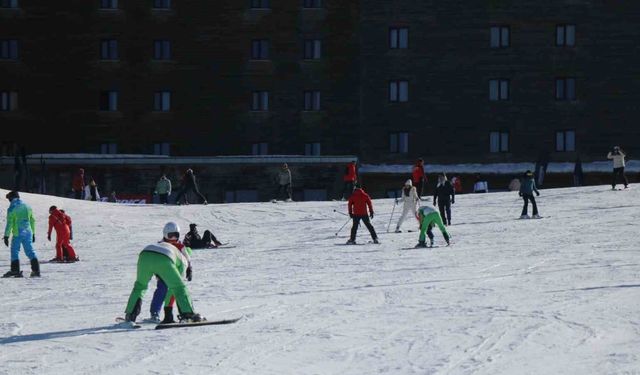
[{"x1": 47, "y1": 206, "x2": 78, "y2": 262}]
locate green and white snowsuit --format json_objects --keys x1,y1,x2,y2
[
  {"x1": 418, "y1": 205, "x2": 450, "y2": 244},
  {"x1": 125, "y1": 241, "x2": 194, "y2": 319}
]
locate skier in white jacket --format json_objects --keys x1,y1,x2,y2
[{"x1": 395, "y1": 179, "x2": 420, "y2": 233}]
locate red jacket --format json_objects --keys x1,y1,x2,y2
[
  {"x1": 343, "y1": 163, "x2": 357, "y2": 182},
  {"x1": 48, "y1": 209, "x2": 70, "y2": 237},
  {"x1": 72, "y1": 172, "x2": 85, "y2": 192},
  {"x1": 348, "y1": 188, "x2": 373, "y2": 216},
  {"x1": 412, "y1": 165, "x2": 425, "y2": 185}
]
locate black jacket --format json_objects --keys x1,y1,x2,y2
[{"x1": 433, "y1": 181, "x2": 455, "y2": 205}]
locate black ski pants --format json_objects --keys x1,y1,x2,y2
[
  {"x1": 175, "y1": 185, "x2": 206, "y2": 204},
  {"x1": 438, "y1": 201, "x2": 452, "y2": 225},
  {"x1": 189, "y1": 230, "x2": 220, "y2": 248},
  {"x1": 350, "y1": 216, "x2": 378, "y2": 242},
  {"x1": 612, "y1": 167, "x2": 629, "y2": 188},
  {"x1": 276, "y1": 183, "x2": 292, "y2": 201},
  {"x1": 521, "y1": 194, "x2": 538, "y2": 216},
  {"x1": 158, "y1": 193, "x2": 169, "y2": 204}
]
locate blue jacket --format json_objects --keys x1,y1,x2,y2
[{"x1": 519, "y1": 177, "x2": 539, "y2": 195}]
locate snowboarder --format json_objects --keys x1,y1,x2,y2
[
  {"x1": 274, "y1": 163, "x2": 293, "y2": 202},
  {"x1": 155, "y1": 174, "x2": 172, "y2": 204},
  {"x1": 47, "y1": 205, "x2": 78, "y2": 262},
  {"x1": 72, "y1": 168, "x2": 85, "y2": 199},
  {"x1": 183, "y1": 223, "x2": 222, "y2": 249},
  {"x1": 341, "y1": 160, "x2": 357, "y2": 200},
  {"x1": 519, "y1": 170, "x2": 540, "y2": 219},
  {"x1": 607, "y1": 146, "x2": 629, "y2": 189},
  {"x1": 394, "y1": 179, "x2": 420, "y2": 233},
  {"x1": 174, "y1": 169, "x2": 208, "y2": 205},
  {"x1": 84, "y1": 178, "x2": 100, "y2": 201},
  {"x1": 346, "y1": 184, "x2": 379, "y2": 244},
  {"x1": 123, "y1": 222, "x2": 203, "y2": 323},
  {"x1": 433, "y1": 173, "x2": 455, "y2": 226},
  {"x1": 415, "y1": 205, "x2": 450, "y2": 248},
  {"x1": 2, "y1": 191, "x2": 40, "y2": 277},
  {"x1": 412, "y1": 158, "x2": 426, "y2": 198},
  {"x1": 59, "y1": 209, "x2": 77, "y2": 261}
]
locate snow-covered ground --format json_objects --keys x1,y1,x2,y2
[{"x1": 0, "y1": 186, "x2": 638, "y2": 375}]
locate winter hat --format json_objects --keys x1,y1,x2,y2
[
  {"x1": 525, "y1": 170, "x2": 533, "y2": 177},
  {"x1": 404, "y1": 179, "x2": 412, "y2": 187},
  {"x1": 5, "y1": 191, "x2": 19, "y2": 201},
  {"x1": 49, "y1": 205, "x2": 57, "y2": 213},
  {"x1": 189, "y1": 223, "x2": 197, "y2": 230}
]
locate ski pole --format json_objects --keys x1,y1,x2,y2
[
  {"x1": 335, "y1": 217, "x2": 351, "y2": 236},
  {"x1": 387, "y1": 198, "x2": 398, "y2": 233},
  {"x1": 333, "y1": 209, "x2": 348, "y2": 216}
]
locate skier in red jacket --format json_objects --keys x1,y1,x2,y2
[
  {"x1": 412, "y1": 158, "x2": 426, "y2": 198},
  {"x1": 341, "y1": 161, "x2": 358, "y2": 200},
  {"x1": 72, "y1": 168, "x2": 85, "y2": 199},
  {"x1": 346, "y1": 184, "x2": 379, "y2": 244},
  {"x1": 47, "y1": 206, "x2": 78, "y2": 262}
]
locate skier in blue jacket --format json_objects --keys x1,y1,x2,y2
[
  {"x1": 3, "y1": 191, "x2": 40, "y2": 278},
  {"x1": 519, "y1": 170, "x2": 541, "y2": 219}
]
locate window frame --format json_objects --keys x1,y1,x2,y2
[
  {"x1": 489, "y1": 131, "x2": 510, "y2": 153},
  {"x1": 153, "y1": 40, "x2": 172, "y2": 61},
  {"x1": 304, "y1": 142, "x2": 321, "y2": 156},
  {"x1": 251, "y1": 91, "x2": 269, "y2": 111},
  {"x1": 302, "y1": 0, "x2": 322, "y2": 9},
  {"x1": 489, "y1": 79, "x2": 510, "y2": 101},
  {"x1": 152, "y1": 0, "x2": 171, "y2": 10},
  {"x1": 99, "y1": 0, "x2": 118, "y2": 9},
  {"x1": 389, "y1": 132, "x2": 409, "y2": 154},
  {"x1": 389, "y1": 80, "x2": 409, "y2": 103},
  {"x1": 0, "y1": 91, "x2": 18, "y2": 111},
  {"x1": 0, "y1": 0, "x2": 19, "y2": 8},
  {"x1": 100, "y1": 39, "x2": 119, "y2": 60},
  {"x1": 251, "y1": 142, "x2": 269, "y2": 155},
  {"x1": 0, "y1": 39, "x2": 19, "y2": 60},
  {"x1": 389, "y1": 27, "x2": 409, "y2": 49},
  {"x1": 100, "y1": 142, "x2": 118, "y2": 154},
  {"x1": 490, "y1": 25, "x2": 510, "y2": 48},
  {"x1": 303, "y1": 39, "x2": 322, "y2": 60},
  {"x1": 555, "y1": 77, "x2": 576, "y2": 101},
  {"x1": 99, "y1": 90, "x2": 119, "y2": 112},
  {"x1": 556, "y1": 24, "x2": 576, "y2": 47},
  {"x1": 303, "y1": 91, "x2": 321, "y2": 111},
  {"x1": 251, "y1": 39, "x2": 270, "y2": 60},
  {"x1": 555, "y1": 130, "x2": 576, "y2": 152},
  {"x1": 153, "y1": 91, "x2": 172, "y2": 112},
  {"x1": 250, "y1": 0, "x2": 270, "y2": 9},
  {"x1": 153, "y1": 142, "x2": 171, "y2": 155}
]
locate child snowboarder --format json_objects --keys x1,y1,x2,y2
[
  {"x1": 519, "y1": 170, "x2": 541, "y2": 219},
  {"x1": 346, "y1": 184, "x2": 379, "y2": 244},
  {"x1": 183, "y1": 223, "x2": 223, "y2": 249},
  {"x1": 394, "y1": 179, "x2": 420, "y2": 233},
  {"x1": 2, "y1": 191, "x2": 40, "y2": 277},
  {"x1": 415, "y1": 205, "x2": 450, "y2": 248},
  {"x1": 433, "y1": 173, "x2": 455, "y2": 226},
  {"x1": 123, "y1": 222, "x2": 203, "y2": 323},
  {"x1": 47, "y1": 205, "x2": 78, "y2": 262}
]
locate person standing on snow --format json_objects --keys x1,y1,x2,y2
[
  {"x1": 84, "y1": 178, "x2": 100, "y2": 201},
  {"x1": 607, "y1": 146, "x2": 629, "y2": 190},
  {"x1": 174, "y1": 169, "x2": 208, "y2": 205},
  {"x1": 2, "y1": 191, "x2": 40, "y2": 278},
  {"x1": 155, "y1": 174, "x2": 172, "y2": 204},
  {"x1": 433, "y1": 173, "x2": 455, "y2": 226},
  {"x1": 274, "y1": 163, "x2": 293, "y2": 202},
  {"x1": 346, "y1": 184, "x2": 379, "y2": 244},
  {"x1": 415, "y1": 205, "x2": 450, "y2": 248},
  {"x1": 394, "y1": 179, "x2": 420, "y2": 233},
  {"x1": 47, "y1": 206, "x2": 78, "y2": 262},
  {"x1": 341, "y1": 160, "x2": 358, "y2": 200},
  {"x1": 72, "y1": 168, "x2": 85, "y2": 199},
  {"x1": 519, "y1": 170, "x2": 541, "y2": 219},
  {"x1": 123, "y1": 222, "x2": 202, "y2": 323},
  {"x1": 412, "y1": 158, "x2": 427, "y2": 198}
]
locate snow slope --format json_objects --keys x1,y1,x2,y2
[{"x1": 0, "y1": 186, "x2": 638, "y2": 375}]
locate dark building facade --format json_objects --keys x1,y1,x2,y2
[{"x1": 2, "y1": 1, "x2": 639, "y2": 164}]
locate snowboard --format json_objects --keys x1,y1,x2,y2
[
  {"x1": 114, "y1": 317, "x2": 142, "y2": 329},
  {"x1": 155, "y1": 316, "x2": 242, "y2": 330}
]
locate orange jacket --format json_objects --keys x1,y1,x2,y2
[
  {"x1": 348, "y1": 188, "x2": 373, "y2": 216},
  {"x1": 343, "y1": 163, "x2": 357, "y2": 182},
  {"x1": 412, "y1": 165, "x2": 425, "y2": 185},
  {"x1": 72, "y1": 172, "x2": 85, "y2": 191},
  {"x1": 48, "y1": 209, "x2": 70, "y2": 237}
]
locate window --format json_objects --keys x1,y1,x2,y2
[
  {"x1": 100, "y1": 143, "x2": 118, "y2": 154},
  {"x1": 556, "y1": 130, "x2": 576, "y2": 152},
  {"x1": 303, "y1": 91, "x2": 321, "y2": 111},
  {"x1": 251, "y1": 91, "x2": 269, "y2": 111},
  {"x1": 556, "y1": 24, "x2": 576, "y2": 47},
  {"x1": 251, "y1": 39, "x2": 269, "y2": 60},
  {"x1": 100, "y1": 0, "x2": 117, "y2": 9},
  {"x1": 251, "y1": 142, "x2": 268, "y2": 155},
  {"x1": 153, "y1": 142, "x2": 171, "y2": 155},
  {"x1": 1, "y1": 0, "x2": 18, "y2": 8},
  {"x1": 154, "y1": 91, "x2": 171, "y2": 111},
  {"x1": 489, "y1": 131, "x2": 509, "y2": 152},
  {"x1": 0, "y1": 91, "x2": 18, "y2": 111},
  {"x1": 390, "y1": 132, "x2": 409, "y2": 154},
  {"x1": 250, "y1": 0, "x2": 270, "y2": 8},
  {"x1": 489, "y1": 79, "x2": 509, "y2": 101},
  {"x1": 99, "y1": 91, "x2": 118, "y2": 111},
  {"x1": 304, "y1": 142, "x2": 321, "y2": 156},
  {"x1": 556, "y1": 78, "x2": 576, "y2": 101},
  {"x1": 153, "y1": 40, "x2": 171, "y2": 60},
  {"x1": 0, "y1": 40, "x2": 18, "y2": 60},
  {"x1": 490, "y1": 26, "x2": 510, "y2": 48},
  {"x1": 153, "y1": 0, "x2": 170, "y2": 9},
  {"x1": 100, "y1": 39, "x2": 119, "y2": 60},
  {"x1": 389, "y1": 27, "x2": 408, "y2": 49},
  {"x1": 389, "y1": 80, "x2": 409, "y2": 102},
  {"x1": 303, "y1": 39, "x2": 322, "y2": 59},
  {"x1": 303, "y1": 0, "x2": 322, "y2": 8}
]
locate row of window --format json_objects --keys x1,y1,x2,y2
[
  {"x1": 98, "y1": 91, "x2": 171, "y2": 112},
  {"x1": 488, "y1": 78, "x2": 576, "y2": 101},
  {"x1": 489, "y1": 24, "x2": 575, "y2": 48},
  {"x1": 488, "y1": 130, "x2": 576, "y2": 153},
  {"x1": 1, "y1": 0, "x2": 324, "y2": 10},
  {"x1": 97, "y1": 141, "x2": 323, "y2": 156}
]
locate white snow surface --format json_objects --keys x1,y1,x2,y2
[{"x1": 0, "y1": 186, "x2": 639, "y2": 375}]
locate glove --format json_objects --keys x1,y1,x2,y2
[
  {"x1": 451, "y1": 199, "x2": 455, "y2": 204},
  {"x1": 32, "y1": 234, "x2": 35, "y2": 243},
  {"x1": 3, "y1": 236, "x2": 8, "y2": 247},
  {"x1": 369, "y1": 212, "x2": 374, "y2": 219},
  {"x1": 47, "y1": 234, "x2": 51, "y2": 241},
  {"x1": 519, "y1": 192, "x2": 523, "y2": 197},
  {"x1": 349, "y1": 213, "x2": 353, "y2": 218},
  {"x1": 186, "y1": 266, "x2": 193, "y2": 281},
  {"x1": 536, "y1": 191, "x2": 540, "y2": 196}
]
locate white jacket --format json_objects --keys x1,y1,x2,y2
[
  {"x1": 399, "y1": 186, "x2": 419, "y2": 207},
  {"x1": 84, "y1": 185, "x2": 101, "y2": 201},
  {"x1": 607, "y1": 151, "x2": 626, "y2": 168}
]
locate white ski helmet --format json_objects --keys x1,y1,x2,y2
[{"x1": 163, "y1": 222, "x2": 181, "y2": 239}]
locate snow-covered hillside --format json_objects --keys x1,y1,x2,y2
[{"x1": 0, "y1": 186, "x2": 638, "y2": 375}]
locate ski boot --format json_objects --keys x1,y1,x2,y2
[
  {"x1": 178, "y1": 312, "x2": 205, "y2": 323},
  {"x1": 415, "y1": 241, "x2": 427, "y2": 248},
  {"x1": 372, "y1": 238, "x2": 379, "y2": 244},
  {"x1": 124, "y1": 312, "x2": 137, "y2": 322},
  {"x1": 149, "y1": 312, "x2": 161, "y2": 323},
  {"x1": 532, "y1": 214, "x2": 542, "y2": 219},
  {"x1": 345, "y1": 239, "x2": 356, "y2": 245},
  {"x1": 30, "y1": 258, "x2": 40, "y2": 277},
  {"x1": 519, "y1": 215, "x2": 530, "y2": 219},
  {"x1": 429, "y1": 239, "x2": 434, "y2": 248},
  {"x1": 161, "y1": 306, "x2": 175, "y2": 324},
  {"x1": 394, "y1": 227, "x2": 401, "y2": 233},
  {"x1": 2, "y1": 260, "x2": 23, "y2": 278},
  {"x1": 49, "y1": 257, "x2": 63, "y2": 263}
]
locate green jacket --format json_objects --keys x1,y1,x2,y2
[
  {"x1": 155, "y1": 177, "x2": 172, "y2": 195},
  {"x1": 4, "y1": 198, "x2": 36, "y2": 237}
]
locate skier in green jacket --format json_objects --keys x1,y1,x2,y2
[
  {"x1": 415, "y1": 205, "x2": 450, "y2": 248},
  {"x1": 3, "y1": 191, "x2": 40, "y2": 278},
  {"x1": 123, "y1": 222, "x2": 203, "y2": 323}
]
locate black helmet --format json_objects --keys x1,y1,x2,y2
[{"x1": 5, "y1": 191, "x2": 19, "y2": 201}]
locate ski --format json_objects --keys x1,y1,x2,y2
[{"x1": 155, "y1": 316, "x2": 242, "y2": 330}]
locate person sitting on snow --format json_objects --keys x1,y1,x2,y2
[
  {"x1": 183, "y1": 223, "x2": 222, "y2": 249},
  {"x1": 394, "y1": 179, "x2": 420, "y2": 233},
  {"x1": 415, "y1": 205, "x2": 450, "y2": 248}
]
